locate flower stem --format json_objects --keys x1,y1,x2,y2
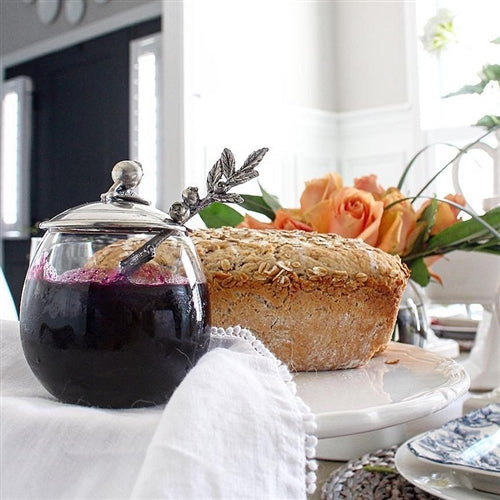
[{"x1": 411, "y1": 125, "x2": 500, "y2": 201}]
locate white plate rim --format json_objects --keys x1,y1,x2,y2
[
  {"x1": 395, "y1": 438, "x2": 500, "y2": 499},
  {"x1": 295, "y1": 342, "x2": 470, "y2": 439},
  {"x1": 411, "y1": 453, "x2": 500, "y2": 481}
]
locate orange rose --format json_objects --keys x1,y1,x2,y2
[
  {"x1": 272, "y1": 209, "x2": 313, "y2": 231},
  {"x1": 299, "y1": 172, "x2": 342, "y2": 212},
  {"x1": 418, "y1": 193, "x2": 466, "y2": 235},
  {"x1": 302, "y1": 200, "x2": 335, "y2": 233},
  {"x1": 238, "y1": 213, "x2": 275, "y2": 229},
  {"x1": 354, "y1": 175, "x2": 385, "y2": 201},
  {"x1": 433, "y1": 194, "x2": 466, "y2": 235},
  {"x1": 238, "y1": 209, "x2": 312, "y2": 231},
  {"x1": 377, "y1": 187, "x2": 418, "y2": 255},
  {"x1": 304, "y1": 187, "x2": 384, "y2": 246}
]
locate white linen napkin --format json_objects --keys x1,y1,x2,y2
[{"x1": 0, "y1": 319, "x2": 317, "y2": 500}]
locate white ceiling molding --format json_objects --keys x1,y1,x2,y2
[
  {"x1": 1, "y1": 2, "x2": 161, "y2": 68},
  {"x1": 37, "y1": 0, "x2": 61, "y2": 24},
  {"x1": 65, "y1": 0, "x2": 86, "y2": 25}
]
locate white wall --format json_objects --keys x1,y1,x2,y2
[
  {"x1": 175, "y1": 0, "x2": 341, "y2": 209},
  {"x1": 334, "y1": 0, "x2": 409, "y2": 112},
  {"x1": 170, "y1": 0, "x2": 419, "y2": 211},
  {"x1": 333, "y1": 1, "x2": 422, "y2": 195}
]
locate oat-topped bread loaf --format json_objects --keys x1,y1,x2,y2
[{"x1": 190, "y1": 227, "x2": 410, "y2": 371}]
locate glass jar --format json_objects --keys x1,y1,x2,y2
[{"x1": 19, "y1": 161, "x2": 210, "y2": 408}]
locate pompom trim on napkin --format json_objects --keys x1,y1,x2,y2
[{"x1": 210, "y1": 325, "x2": 318, "y2": 494}]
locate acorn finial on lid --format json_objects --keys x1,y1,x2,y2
[{"x1": 101, "y1": 160, "x2": 148, "y2": 204}]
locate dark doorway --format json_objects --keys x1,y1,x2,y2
[{"x1": 2, "y1": 17, "x2": 161, "y2": 311}]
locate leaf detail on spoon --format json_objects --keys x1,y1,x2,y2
[{"x1": 119, "y1": 147, "x2": 268, "y2": 276}]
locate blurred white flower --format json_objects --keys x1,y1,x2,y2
[{"x1": 421, "y1": 8, "x2": 457, "y2": 57}]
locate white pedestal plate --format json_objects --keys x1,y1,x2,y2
[{"x1": 295, "y1": 342, "x2": 469, "y2": 461}]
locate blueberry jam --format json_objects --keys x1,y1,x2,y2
[{"x1": 20, "y1": 265, "x2": 210, "y2": 408}]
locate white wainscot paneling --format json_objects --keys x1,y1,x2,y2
[
  {"x1": 281, "y1": 107, "x2": 339, "y2": 207},
  {"x1": 341, "y1": 153, "x2": 410, "y2": 189},
  {"x1": 337, "y1": 104, "x2": 418, "y2": 192}
]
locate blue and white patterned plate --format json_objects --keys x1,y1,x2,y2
[{"x1": 407, "y1": 404, "x2": 500, "y2": 495}]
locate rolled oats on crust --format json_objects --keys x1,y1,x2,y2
[{"x1": 190, "y1": 227, "x2": 410, "y2": 371}]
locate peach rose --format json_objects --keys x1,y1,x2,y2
[
  {"x1": 302, "y1": 200, "x2": 335, "y2": 233},
  {"x1": 354, "y1": 175, "x2": 385, "y2": 201},
  {"x1": 377, "y1": 187, "x2": 418, "y2": 255},
  {"x1": 238, "y1": 209, "x2": 312, "y2": 231},
  {"x1": 418, "y1": 193, "x2": 466, "y2": 235},
  {"x1": 304, "y1": 187, "x2": 384, "y2": 246},
  {"x1": 272, "y1": 209, "x2": 313, "y2": 231},
  {"x1": 299, "y1": 172, "x2": 343, "y2": 212},
  {"x1": 238, "y1": 213, "x2": 275, "y2": 230}
]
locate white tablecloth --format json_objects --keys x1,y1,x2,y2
[{"x1": 0, "y1": 320, "x2": 317, "y2": 500}]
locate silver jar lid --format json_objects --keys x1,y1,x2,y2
[{"x1": 39, "y1": 160, "x2": 182, "y2": 233}]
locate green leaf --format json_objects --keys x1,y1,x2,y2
[
  {"x1": 475, "y1": 115, "x2": 500, "y2": 129},
  {"x1": 455, "y1": 242, "x2": 500, "y2": 254},
  {"x1": 408, "y1": 258, "x2": 431, "y2": 287},
  {"x1": 444, "y1": 81, "x2": 487, "y2": 98},
  {"x1": 198, "y1": 202, "x2": 244, "y2": 228},
  {"x1": 491, "y1": 37, "x2": 500, "y2": 44},
  {"x1": 405, "y1": 200, "x2": 437, "y2": 258},
  {"x1": 417, "y1": 200, "x2": 437, "y2": 240},
  {"x1": 259, "y1": 182, "x2": 282, "y2": 213},
  {"x1": 482, "y1": 64, "x2": 500, "y2": 82},
  {"x1": 427, "y1": 206, "x2": 500, "y2": 251},
  {"x1": 443, "y1": 65, "x2": 500, "y2": 98},
  {"x1": 363, "y1": 465, "x2": 396, "y2": 474},
  {"x1": 478, "y1": 245, "x2": 500, "y2": 254},
  {"x1": 240, "y1": 194, "x2": 275, "y2": 220}
]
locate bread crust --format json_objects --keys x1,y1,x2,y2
[{"x1": 190, "y1": 227, "x2": 410, "y2": 371}]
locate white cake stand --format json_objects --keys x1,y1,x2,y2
[{"x1": 294, "y1": 342, "x2": 469, "y2": 460}]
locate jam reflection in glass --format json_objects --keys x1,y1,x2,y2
[{"x1": 20, "y1": 262, "x2": 210, "y2": 408}]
